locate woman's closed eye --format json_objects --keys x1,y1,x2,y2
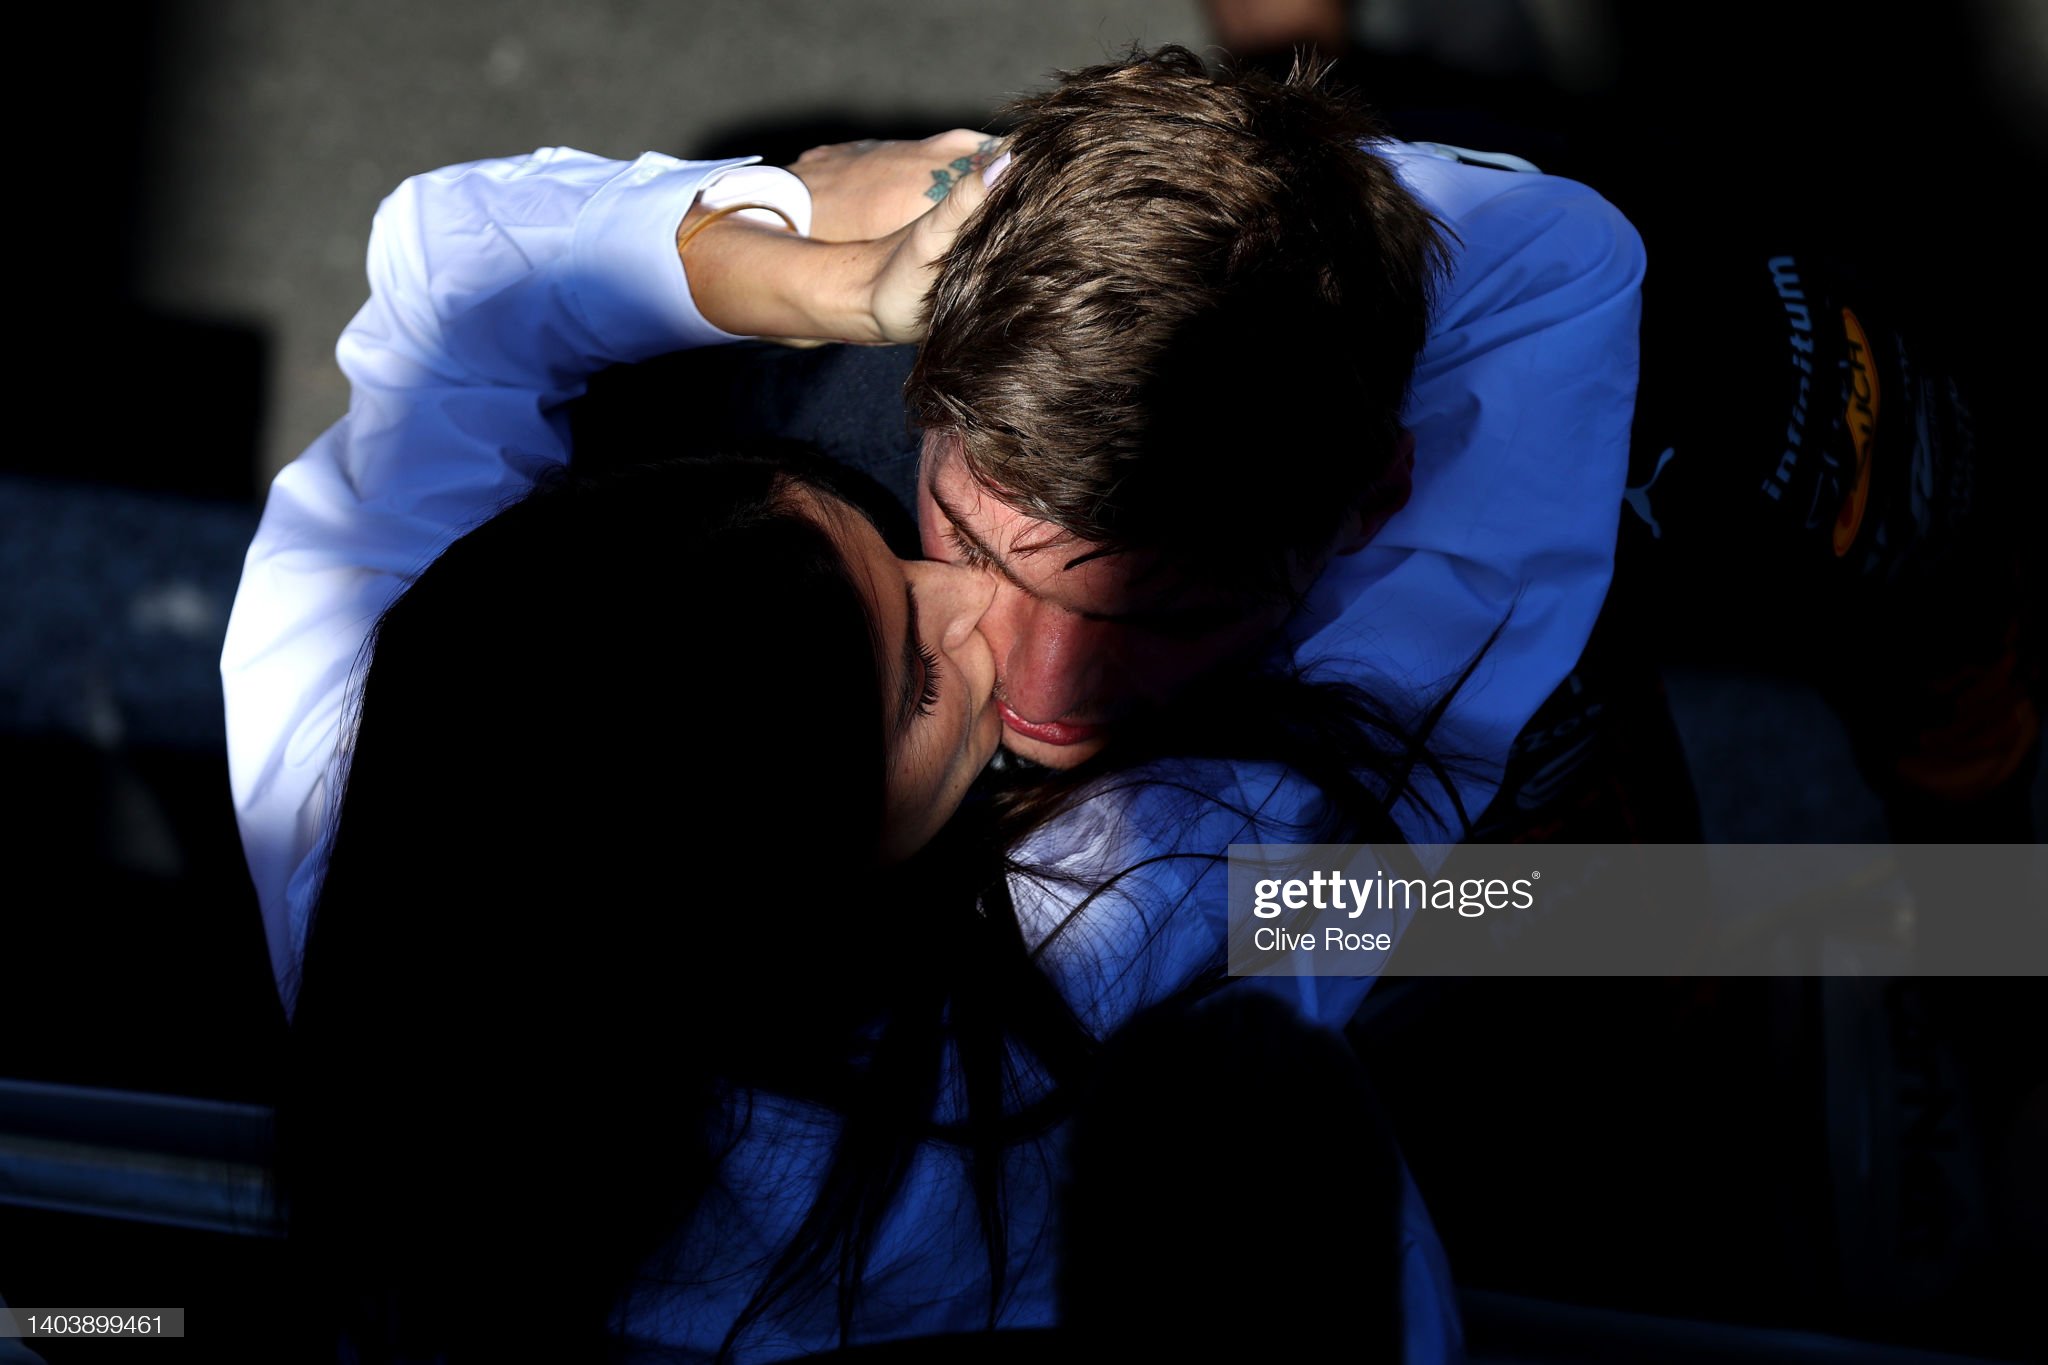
[{"x1": 917, "y1": 638, "x2": 943, "y2": 717}]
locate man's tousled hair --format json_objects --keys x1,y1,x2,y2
[{"x1": 905, "y1": 44, "x2": 1453, "y2": 592}]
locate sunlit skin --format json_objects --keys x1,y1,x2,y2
[
  {"x1": 802, "y1": 490, "x2": 1002, "y2": 861},
  {"x1": 914, "y1": 431, "x2": 1415, "y2": 770}
]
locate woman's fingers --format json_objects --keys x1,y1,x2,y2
[
  {"x1": 788, "y1": 130, "x2": 1001, "y2": 242},
  {"x1": 868, "y1": 151, "x2": 998, "y2": 345}
]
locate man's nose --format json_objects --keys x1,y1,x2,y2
[{"x1": 987, "y1": 594, "x2": 1110, "y2": 723}]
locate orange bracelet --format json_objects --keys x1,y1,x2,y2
[{"x1": 675, "y1": 201, "x2": 800, "y2": 254}]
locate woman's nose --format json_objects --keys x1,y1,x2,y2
[{"x1": 909, "y1": 558, "x2": 997, "y2": 651}]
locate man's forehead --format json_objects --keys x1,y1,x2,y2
[
  {"x1": 927, "y1": 456, "x2": 1081, "y2": 558},
  {"x1": 921, "y1": 442, "x2": 1255, "y2": 618},
  {"x1": 926, "y1": 446, "x2": 1117, "y2": 561}
]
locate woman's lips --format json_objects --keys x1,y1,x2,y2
[{"x1": 997, "y1": 701, "x2": 1103, "y2": 746}]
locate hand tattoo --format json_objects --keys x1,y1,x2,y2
[{"x1": 927, "y1": 136, "x2": 1003, "y2": 202}]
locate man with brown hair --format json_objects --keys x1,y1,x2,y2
[
  {"x1": 892, "y1": 47, "x2": 1645, "y2": 837},
  {"x1": 564, "y1": 44, "x2": 1644, "y2": 835},
  {"x1": 904, "y1": 46, "x2": 1445, "y2": 754}
]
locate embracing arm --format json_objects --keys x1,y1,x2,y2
[
  {"x1": 218, "y1": 144, "x2": 982, "y2": 1005},
  {"x1": 690, "y1": 128, "x2": 997, "y2": 342},
  {"x1": 220, "y1": 149, "x2": 805, "y2": 1002},
  {"x1": 1294, "y1": 154, "x2": 1647, "y2": 840},
  {"x1": 221, "y1": 128, "x2": 996, "y2": 1007}
]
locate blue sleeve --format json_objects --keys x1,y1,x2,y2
[{"x1": 1292, "y1": 151, "x2": 1646, "y2": 841}]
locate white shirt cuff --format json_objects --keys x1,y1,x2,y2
[
  {"x1": 568, "y1": 152, "x2": 814, "y2": 358},
  {"x1": 697, "y1": 161, "x2": 815, "y2": 236}
]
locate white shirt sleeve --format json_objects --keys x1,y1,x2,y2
[
  {"x1": 219, "y1": 147, "x2": 812, "y2": 1010},
  {"x1": 1292, "y1": 146, "x2": 1647, "y2": 841}
]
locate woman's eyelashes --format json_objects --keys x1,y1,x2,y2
[{"x1": 916, "y1": 639, "x2": 943, "y2": 717}]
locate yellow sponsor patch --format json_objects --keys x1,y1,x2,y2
[{"x1": 1834, "y1": 308, "x2": 1880, "y2": 556}]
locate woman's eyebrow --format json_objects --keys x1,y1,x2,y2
[{"x1": 894, "y1": 581, "x2": 925, "y2": 738}]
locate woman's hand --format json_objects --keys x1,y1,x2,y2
[
  {"x1": 861, "y1": 155, "x2": 996, "y2": 344},
  {"x1": 682, "y1": 146, "x2": 999, "y2": 346},
  {"x1": 791, "y1": 131, "x2": 1003, "y2": 242}
]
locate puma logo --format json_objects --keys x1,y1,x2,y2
[{"x1": 1625, "y1": 446, "x2": 1676, "y2": 539}]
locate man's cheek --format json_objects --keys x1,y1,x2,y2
[
  {"x1": 1112, "y1": 639, "x2": 1209, "y2": 704},
  {"x1": 1171, "y1": 634, "x2": 1258, "y2": 698}
]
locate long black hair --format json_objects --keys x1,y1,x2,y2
[
  {"x1": 276, "y1": 449, "x2": 1099, "y2": 1362},
  {"x1": 274, "y1": 445, "x2": 1486, "y2": 1363}
]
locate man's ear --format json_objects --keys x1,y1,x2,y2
[{"x1": 1333, "y1": 429, "x2": 1415, "y2": 557}]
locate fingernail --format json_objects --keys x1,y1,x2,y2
[{"x1": 981, "y1": 151, "x2": 1012, "y2": 188}]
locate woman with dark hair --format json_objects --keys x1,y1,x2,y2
[
  {"x1": 277, "y1": 444, "x2": 1017, "y2": 1362},
  {"x1": 227, "y1": 133, "x2": 1475, "y2": 1363},
  {"x1": 276, "y1": 454, "x2": 1470, "y2": 1363}
]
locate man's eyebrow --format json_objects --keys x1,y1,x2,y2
[
  {"x1": 1061, "y1": 544, "x2": 1123, "y2": 572},
  {"x1": 895, "y1": 582, "x2": 924, "y2": 738},
  {"x1": 929, "y1": 476, "x2": 1253, "y2": 627},
  {"x1": 930, "y1": 475, "x2": 1141, "y2": 582},
  {"x1": 929, "y1": 483, "x2": 1044, "y2": 599}
]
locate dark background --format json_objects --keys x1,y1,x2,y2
[{"x1": 5, "y1": 2, "x2": 2042, "y2": 1360}]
